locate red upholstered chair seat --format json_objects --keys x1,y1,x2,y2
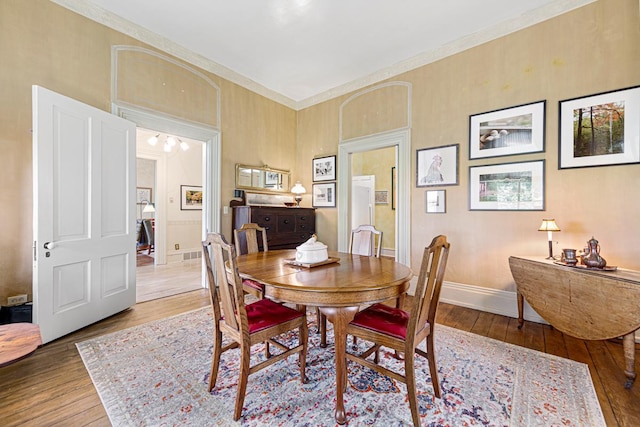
[
  {"x1": 242, "y1": 278, "x2": 265, "y2": 294},
  {"x1": 350, "y1": 303, "x2": 411, "y2": 340},
  {"x1": 246, "y1": 298, "x2": 304, "y2": 334}
]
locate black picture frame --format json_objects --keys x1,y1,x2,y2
[
  {"x1": 559, "y1": 85, "x2": 640, "y2": 169},
  {"x1": 469, "y1": 100, "x2": 546, "y2": 160},
  {"x1": 416, "y1": 144, "x2": 458, "y2": 187},
  {"x1": 469, "y1": 160, "x2": 545, "y2": 211},
  {"x1": 312, "y1": 155, "x2": 336, "y2": 182},
  {"x1": 312, "y1": 182, "x2": 336, "y2": 207}
]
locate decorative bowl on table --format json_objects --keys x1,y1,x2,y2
[
  {"x1": 284, "y1": 202, "x2": 296, "y2": 207},
  {"x1": 296, "y1": 235, "x2": 328, "y2": 264}
]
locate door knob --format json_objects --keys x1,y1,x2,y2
[{"x1": 44, "y1": 241, "x2": 56, "y2": 250}]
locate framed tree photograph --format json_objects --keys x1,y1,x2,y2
[
  {"x1": 313, "y1": 155, "x2": 336, "y2": 182},
  {"x1": 469, "y1": 100, "x2": 546, "y2": 160},
  {"x1": 416, "y1": 144, "x2": 458, "y2": 187},
  {"x1": 469, "y1": 160, "x2": 545, "y2": 211},
  {"x1": 312, "y1": 182, "x2": 336, "y2": 207},
  {"x1": 559, "y1": 85, "x2": 640, "y2": 169},
  {"x1": 426, "y1": 190, "x2": 446, "y2": 213},
  {"x1": 180, "y1": 185, "x2": 203, "y2": 210}
]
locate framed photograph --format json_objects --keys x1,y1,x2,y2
[
  {"x1": 313, "y1": 155, "x2": 336, "y2": 182},
  {"x1": 180, "y1": 185, "x2": 203, "y2": 210},
  {"x1": 391, "y1": 166, "x2": 397, "y2": 210},
  {"x1": 469, "y1": 160, "x2": 545, "y2": 211},
  {"x1": 559, "y1": 85, "x2": 640, "y2": 169},
  {"x1": 469, "y1": 100, "x2": 546, "y2": 160},
  {"x1": 312, "y1": 182, "x2": 336, "y2": 207},
  {"x1": 426, "y1": 190, "x2": 446, "y2": 213},
  {"x1": 416, "y1": 144, "x2": 458, "y2": 187},
  {"x1": 375, "y1": 190, "x2": 388, "y2": 204},
  {"x1": 136, "y1": 187, "x2": 152, "y2": 203}
]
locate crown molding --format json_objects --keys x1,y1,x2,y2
[{"x1": 51, "y1": 0, "x2": 595, "y2": 111}]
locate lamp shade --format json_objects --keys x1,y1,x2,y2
[
  {"x1": 538, "y1": 219, "x2": 560, "y2": 232},
  {"x1": 142, "y1": 202, "x2": 156, "y2": 213},
  {"x1": 291, "y1": 182, "x2": 306, "y2": 195}
]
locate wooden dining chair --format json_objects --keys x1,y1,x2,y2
[
  {"x1": 234, "y1": 223, "x2": 268, "y2": 299},
  {"x1": 345, "y1": 235, "x2": 450, "y2": 427},
  {"x1": 349, "y1": 224, "x2": 383, "y2": 257},
  {"x1": 202, "y1": 232, "x2": 308, "y2": 421}
]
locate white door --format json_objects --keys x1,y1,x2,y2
[
  {"x1": 351, "y1": 175, "x2": 375, "y2": 253},
  {"x1": 33, "y1": 86, "x2": 137, "y2": 344}
]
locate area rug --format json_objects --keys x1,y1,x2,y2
[{"x1": 77, "y1": 307, "x2": 605, "y2": 426}]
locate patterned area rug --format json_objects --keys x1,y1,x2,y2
[{"x1": 77, "y1": 307, "x2": 604, "y2": 426}]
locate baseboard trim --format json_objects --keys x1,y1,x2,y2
[{"x1": 438, "y1": 280, "x2": 548, "y2": 324}]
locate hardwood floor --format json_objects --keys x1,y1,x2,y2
[
  {"x1": 136, "y1": 257, "x2": 203, "y2": 303},
  {"x1": 1, "y1": 292, "x2": 638, "y2": 426}
]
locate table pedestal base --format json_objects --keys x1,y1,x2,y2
[{"x1": 319, "y1": 306, "x2": 359, "y2": 425}]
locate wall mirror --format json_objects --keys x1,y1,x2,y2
[{"x1": 235, "y1": 164, "x2": 290, "y2": 193}]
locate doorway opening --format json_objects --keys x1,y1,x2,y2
[
  {"x1": 135, "y1": 128, "x2": 205, "y2": 302},
  {"x1": 351, "y1": 145, "x2": 396, "y2": 258},
  {"x1": 337, "y1": 129, "x2": 411, "y2": 265},
  {"x1": 113, "y1": 102, "x2": 221, "y2": 304}
]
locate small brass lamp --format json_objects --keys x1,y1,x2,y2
[{"x1": 538, "y1": 219, "x2": 560, "y2": 259}]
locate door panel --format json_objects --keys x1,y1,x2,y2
[{"x1": 33, "y1": 85, "x2": 136, "y2": 343}]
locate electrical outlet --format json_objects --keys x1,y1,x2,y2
[
  {"x1": 7, "y1": 294, "x2": 28, "y2": 305},
  {"x1": 175, "y1": 244, "x2": 180, "y2": 250}
]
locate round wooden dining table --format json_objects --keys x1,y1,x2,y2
[{"x1": 235, "y1": 249, "x2": 413, "y2": 425}]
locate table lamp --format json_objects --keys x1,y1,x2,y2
[
  {"x1": 291, "y1": 181, "x2": 306, "y2": 207},
  {"x1": 538, "y1": 219, "x2": 560, "y2": 259}
]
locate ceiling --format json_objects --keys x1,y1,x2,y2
[{"x1": 53, "y1": 0, "x2": 594, "y2": 110}]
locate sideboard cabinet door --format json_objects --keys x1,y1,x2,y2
[{"x1": 232, "y1": 206, "x2": 316, "y2": 250}]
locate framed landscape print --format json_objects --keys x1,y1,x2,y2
[
  {"x1": 180, "y1": 185, "x2": 203, "y2": 210},
  {"x1": 469, "y1": 100, "x2": 546, "y2": 160},
  {"x1": 469, "y1": 160, "x2": 545, "y2": 211},
  {"x1": 313, "y1": 155, "x2": 336, "y2": 182},
  {"x1": 312, "y1": 182, "x2": 336, "y2": 207},
  {"x1": 416, "y1": 144, "x2": 458, "y2": 187},
  {"x1": 559, "y1": 85, "x2": 640, "y2": 169}
]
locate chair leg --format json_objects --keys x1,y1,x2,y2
[
  {"x1": 405, "y1": 353, "x2": 421, "y2": 427},
  {"x1": 299, "y1": 322, "x2": 308, "y2": 383},
  {"x1": 319, "y1": 311, "x2": 327, "y2": 348},
  {"x1": 234, "y1": 343, "x2": 251, "y2": 421},
  {"x1": 426, "y1": 334, "x2": 441, "y2": 398},
  {"x1": 208, "y1": 330, "x2": 223, "y2": 392}
]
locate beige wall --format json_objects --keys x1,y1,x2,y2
[
  {"x1": 298, "y1": 0, "x2": 640, "y2": 292},
  {"x1": 0, "y1": 0, "x2": 297, "y2": 302},
  {"x1": 1, "y1": 0, "x2": 638, "y2": 305}
]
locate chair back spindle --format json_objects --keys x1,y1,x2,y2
[{"x1": 234, "y1": 223, "x2": 268, "y2": 255}]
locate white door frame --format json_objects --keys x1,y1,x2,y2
[
  {"x1": 112, "y1": 104, "x2": 221, "y2": 286},
  {"x1": 337, "y1": 129, "x2": 411, "y2": 265}
]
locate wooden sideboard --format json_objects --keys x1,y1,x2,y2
[
  {"x1": 232, "y1": 206, "x2": 316, "y2": 251},
  {"x1": 509, "y1": 255, "x2": 640, "y2": 388}
]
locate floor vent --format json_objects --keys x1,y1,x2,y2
[{"x1": 183, "y1": 251, "x2": 202, "y2": 261}]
